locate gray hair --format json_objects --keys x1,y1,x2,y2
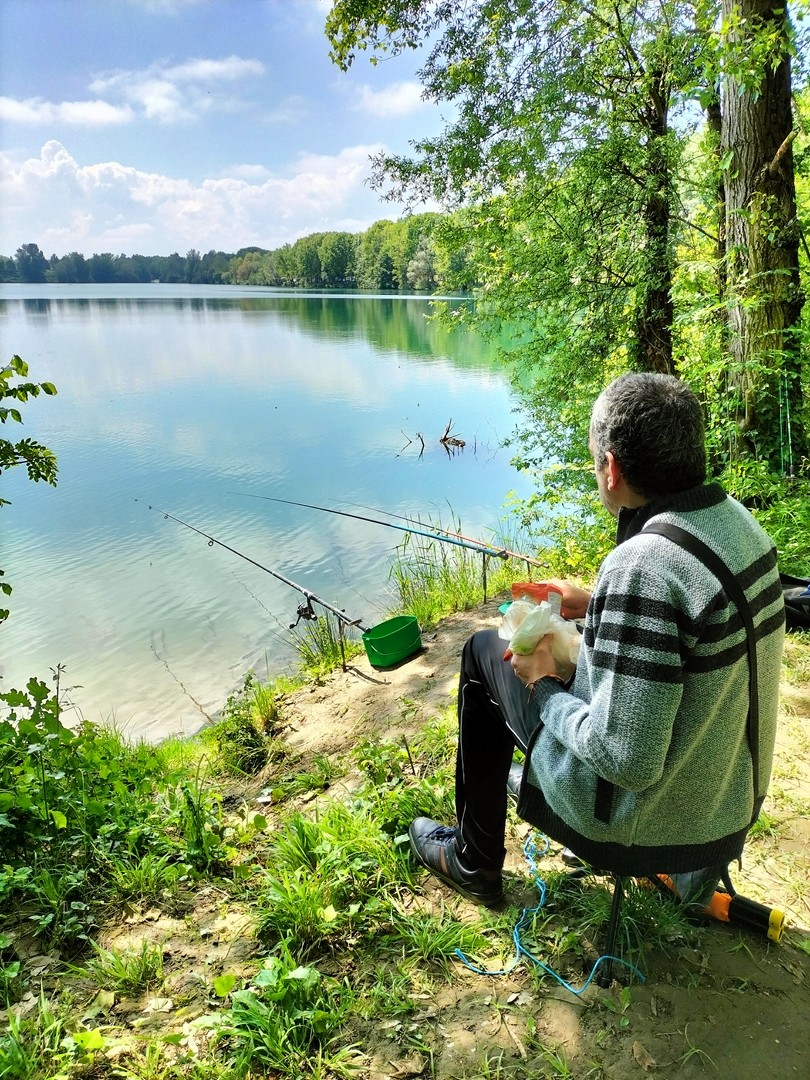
[{"x1": 590, "y1": 373, "x2": 706, "y2": 499}]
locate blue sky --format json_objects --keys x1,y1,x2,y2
[{"x1": 0, "y1": 0, "x2": 444, "y2": 258}]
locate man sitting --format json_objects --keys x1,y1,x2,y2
[{"x1": 408, "y1": 373, "x2": 785, "y2": 906}]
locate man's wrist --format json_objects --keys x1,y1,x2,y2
[{"x1": 528, "y1": 673, "x2": 565, "y2": 692}]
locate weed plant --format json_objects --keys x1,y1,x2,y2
[
  {"x1": 203, "y1": 671, "x2": 289, "y2": 775},
  {"x1": 351, "y1": 709, "x2": 456, "y2": 788},
  {"x1": 78, "y1": 939, "x2": 164, "y2": 994},
  {"x1": 212, "y1": 944, "x2": 359, "y2": 1079},
  {"x1": 256, "y1": 799, "x2": 416, "y2": 958},
  {"x1": 263, "y1": 752, "x2": 342, "y2": 804},
  {"x1": 0, "y1": 677, "x2": 229, "y2": 977},
  {"x1": 391, "y1": 533, "x2": 511, "y2": 628},
  {"x1": 291, "y1": 612, "x2": 364, "y2": 677},
  {"x1": 350, "y1": 714, "x2": 457, "y2": 837},
  {"x1": 0, "y1": 993, "x2": 84, "y2": 1080},
  {"x1": 379, "y1": 909, "x2": 491, "y2": 966},
  {"x1": 0, "y1": 934, "x2": 21, "y2": 1008},
  {"x1": 541, "y1": 872, "x2": 694, "y2": 966},
  {"x1": 106, "y1": 851, "x2": 181, "y2": 906}
]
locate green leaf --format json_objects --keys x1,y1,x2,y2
[
  {"x1": 71, "y1": 1028, "x2": 106, "y2": 1051},
  {"x1": 254, "y1": 963, "x2": 281, "y2": 988},
  {"x1": 50, "y1": 809, "x2": 68, "y2": 829},
  {"x1": 212, "y1": 973, "x2": 238, "y2": 997},
  {"x1": 285, "y1": 965, "x2": 317, "y2": 986}
]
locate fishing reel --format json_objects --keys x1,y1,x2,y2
[{"x1": 290, "y1": 598, "x2": 319, "y2": 628}]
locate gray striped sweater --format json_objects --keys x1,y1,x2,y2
[{"x1": 517, "y1": 483, "x2": 785, "y2": 873}]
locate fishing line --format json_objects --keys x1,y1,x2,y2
[
  {"x1": 150, "y1": 644, "x2": 214, "y2": 724},
  {"x1": 328, "y1": 550, "x2": 392, "y2": 622},
  {"x1": 453, "y1": 833, "x2": 645, "y2": 994},
  {"x1": 228, "y1": 572, "x2": 302, "y2": 649},
  {"x1": 139, "y1": 500, "x2": 370, "y2": 634}
]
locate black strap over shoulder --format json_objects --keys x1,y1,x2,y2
[{"x1": 644, "y1": 522, "x2": 760, "y2": 811}]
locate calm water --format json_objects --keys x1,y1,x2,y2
[{"x1": 1, "y1": 284, "x2": 529, "y2": 741}]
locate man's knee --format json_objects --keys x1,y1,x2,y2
[{"x1": 463, "y1": 628, "x2": 503, "y2": 669}]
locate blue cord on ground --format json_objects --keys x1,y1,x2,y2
[{"x1": 454, "y1": 833, "x2": 646, "y2": 995}]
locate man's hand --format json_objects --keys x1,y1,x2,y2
[
  {"x1": 510, "y1": 633, "x2": 562, "y2": 687},
  {"x1": 541, "y1": 578, "x2": 592, "y2": 620}
]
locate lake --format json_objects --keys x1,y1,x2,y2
[{"x1": 0, "y1": 284, "x2": 530, "y2": 742}]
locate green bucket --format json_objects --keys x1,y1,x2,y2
[{"x1": 362, "y1": 615, "x2": 422, "y2": 669}]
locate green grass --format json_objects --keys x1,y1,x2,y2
[
  {"x1": 107, "y1": 851, "x2": 181, "y2": 906},
  {"x1": 4, "y1": 700, "x2": 804, "y2": 1080},
  {"x1": 202, "y1": 671, "x2": 298, "y2": 775},
  {"x1": 212, "y1": 945, "x2": 360, "y2": 1079},
  {"x1": 290, "y1": 611, "x2": 365, "y2": 676},
  {"x1": 4, "y1": 539, "x2": 807, "y2": 1080},
  {"x1": 254, "y1": 797, "x2": 418, "y2": 959},
  {"x1": 77, "y1": 939, "x2": 165, "y2": 994},
  {"x1": 0, "y1": 994, "x2": 77, "y2": 1080}
]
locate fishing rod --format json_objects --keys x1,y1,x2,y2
[
  {"x1": 231, "y1": 492, "x2": 514, "y2": 562},
  {"x1": 140, "y1": 501, "x2": 370, "y2": 642},
  {"x1": 342, "y1": 498, "x2": 546, "y2": 570}
]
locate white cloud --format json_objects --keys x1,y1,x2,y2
[
  {"x1": 0, "y1": 140, "x2": 390, "y2": 256},
  {"x1": 161, "y1": 57, "x2": 265, "y2": 83},
  {"x1": 88, "y1": 55, "x2": 266, "y2": 124},
  {"x1": 226, "y1": 164, "x2": 272, "y2": 181},
  {"x1": 1, "y1": 54, "x2": 265, "y2": 129},
  {"x1": 352, "y1": 81, "x2": 428, "y2": 118},
  {"x1": 0, "y1": 96, "x2": 134, "y2": 126}
]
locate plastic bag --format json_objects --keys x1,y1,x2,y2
[{"x1": 499, "y1": 597, "x2": 581, "y2": 669}]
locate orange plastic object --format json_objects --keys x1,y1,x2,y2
[{"x1": 511, "y1": 583, "x2": 563, "y2": 605}]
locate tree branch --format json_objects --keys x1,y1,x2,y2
[
  {"x1": 672, "y1": 216, "x2": 720, "y2": 244},
  {"x1": 767, "y1": 128, "x2": 799, "y2": 177}
]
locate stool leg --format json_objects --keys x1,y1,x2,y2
[{"x1": 596, "y1": 875, "x2": 624, "y2": 988}]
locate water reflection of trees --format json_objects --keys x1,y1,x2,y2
[{"x1": 8, "y1": 292, "x2": 506, "y2": 371}]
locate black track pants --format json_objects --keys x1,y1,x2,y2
[{"x1": 455, "y1": 628, "x2": 543, "y2": 872}]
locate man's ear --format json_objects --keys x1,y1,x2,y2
[{"x1": 604, "y1": 450, "x2": 623, "y2": 492}]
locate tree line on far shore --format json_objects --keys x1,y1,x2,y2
[{"x1": 0, "y1": 212, "x2": 471, "y2": 292}]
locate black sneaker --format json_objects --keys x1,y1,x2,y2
[
  {"x1": 561, "y1": 847, "x2": 587, "y2": 868},
  {"x1": 408, "y1": 817, "x2": 504, "y2": 907}
]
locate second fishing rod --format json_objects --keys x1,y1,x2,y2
[{"x1": 231, "y1": 492, "x2": 545, "y2": 600}]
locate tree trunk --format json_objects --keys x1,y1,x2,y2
[
  {"x1": 722, "y1": 0, "x2": 806, "y2": 472},
  {"x1": 705, "y1": 94, "x2": 727, "y2": 300},
  {"x1": 631, "y1": 67, "x2": 675, "y2": 376}
]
